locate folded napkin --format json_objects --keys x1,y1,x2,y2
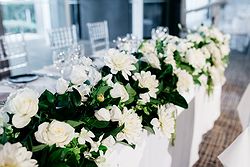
[{"x1": 218, "y1": 126, "x2": 250, "y2": 167}]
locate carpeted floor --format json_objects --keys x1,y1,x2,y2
[{"x1": 193, "y1": 51, "x2": 250, "y2": 167}]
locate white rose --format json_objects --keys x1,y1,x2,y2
[
  {"x1": 35, "y1": 120, "x2": 75, "y2": 148},
  {"x1": 110, "y1": 105, "x2": 122, "y2": 122},
  {"x1": 4, "y1": 88, "x2": 39, "y2": 128},
  {"x1": 56, "y1": 78, "x2": 68, "y2": 94},
  {"x1": 70, "y1": 65, "x2": 88, "y2": 85},
  {"x1": 110, "y1": 82, "x2": 129, "y2": 102},
  {"x1": 0, "y1": 142, "x2": 37, "y2": 167},
  {"x1": 95, "y1": 108, "x2": 111, "y2": 121}
]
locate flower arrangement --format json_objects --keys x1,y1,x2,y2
[{"x1": 0, "y1": 25, "x2": 229, "y2": 167}]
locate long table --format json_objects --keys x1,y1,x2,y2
[{"x1": 0, "y1": 65, "x2": 222, "y2": 167}]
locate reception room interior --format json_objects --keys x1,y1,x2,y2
[{"x1": 0, "y1": 0, "x2": 249, "y2": 167}]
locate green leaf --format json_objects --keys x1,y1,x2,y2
[
  {"x1": 32, "y1": 144, "x2": 47, "y2": 152},
  {"x1": 125, "y1": 83, "x2": 137, "y2": 104},
  {"x1": 85, "y1": 118, "x2": 110, "y2": 128},
  {"x1": 66, "y1": 120, "x2": 84, "y2": 128},
  {"x1": 159, "y1": 64, "x2": 173, "y2": 79},
  {"x1": 97, "y1": 86, "x2": 111, "y2": 95},
  {"x1": 99, "y1": 145, "x2": 108, "y2": 152},
  {"x1": 44, "y1": 90, "x2": 55, "y2": 103},
  {"x1": 168, "y1": 92, "x2": 188, "y2": 109},
  {"x1": 110, "y1": 124, "x2": 125, "y2": 137},
  {"x1": 144, "y1": 126, "x2": 155, "y2": 134},
  {"x1": 71, "y1": 88, "x2": 82, "y2": 106}
]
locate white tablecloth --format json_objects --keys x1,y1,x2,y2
[
  {"x1": 0, "y1": 66, "x2": 222, "y2": 167},
  {"x1": 218, "y1": 126, "x2": 250, "y2": 167}
]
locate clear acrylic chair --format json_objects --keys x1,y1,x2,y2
[
  {"x1": 0, "y1": 33, "x2": 28, "y2": 78},
  {"x1": 87, "y1": 20, "x2": 109, "y2": 58},
  {"x1": 48, "y1": 25, "x2": 78, "y2": 52}
]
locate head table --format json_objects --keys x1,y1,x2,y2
[{"x1": 0, "y1": 64, "x2": 222, "y2": 167}]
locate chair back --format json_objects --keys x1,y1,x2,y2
[
  {"x1": 237, "y1": 83, "x2": 250, "y2": 129},
  {"x1": 48, "y1": 25, "x2": 77, "y2": 51},
  {"x1": 0, "y1": 33, "x2": 28, "y2": 78},
  {"x1": 87, "y1": 20, "x2": 109, "y2": 54}
]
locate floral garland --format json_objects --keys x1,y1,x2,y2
[{"x1": 0, "y1": 26, "x2": 229, "y2": 167}]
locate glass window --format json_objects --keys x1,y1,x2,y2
[{"x1": 1, "y1": 1, "x2": 36, "y2": 33}]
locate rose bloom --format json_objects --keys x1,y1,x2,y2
[
  {"x1": 70, "y1": 65, "x2": 88, "y2": 85},
  {"x1": 0, "y1": 142, "x2": 37, "y2": 167},
  {"x1": 56, "y1": 78, "x2": 69, "y2": 94},
  {"x1": 4, "y1": 88, "x2": 39, "y2": 128},
  {"x1": 35, "y1": 120, "x2": 75, "y2": 148},
  {"x1": 104, "y1": 48, "x2": 137, "y2": 80}
]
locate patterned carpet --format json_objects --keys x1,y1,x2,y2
[{"x1": 193, "y1": 51, "x2": 250, "y2": 167}]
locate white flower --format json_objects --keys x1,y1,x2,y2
[
  {"x1": 88, "y1": 67, "x2": 102, "y2": 86},
  {"x1": 110, "y1": 82, "x2": 129, "y2": 102},
  {"x1": 175, "y1": 69, "x2": 194, "y2": 93},
  {"x1": 116, "y1": 107, "x2": 142, "y2": 144},
  {"x1": 0, "y1": 109, "x2": 9, "y2": 135},
  {"x1": 220, "y1": 44, "x2": 230, "y2": 57},
  {"x1": 72, "y1": 84, "x2": 91, "y2": 102},
  {"x1": 140, "y1": 41, "x2": 161, "y2": 69},
  {"x1": 176, "y1": 41, "x2": 193, "y2": 54},
  {"x1": 185, "y1": 48, "x2": 206, "y2": 70},
  {"x1": 198, "y1": 74, "x2": 208, "y2": 87},
  {"x1": 150, "y1": 104, "x2": 176, "y2": 139},
  {"x1": 102, "y1": 74, "x2": 114, "y2": 87},
  {"x1": 35, "y1": 120, "x2": 75, "y2": 148},
  {"x1": 187, "y1": 33, "x2": 203, "y2": 43},
  {"x1": 206, "y1": 43, "x2": 221, "y2": 59},
  {"x1": 70, "y1": 65, "x2": 88, "y2": 85},
  {"x1": 102, "y1": 135, "x2": 116, "y2": 148},
  {"x1": 133, "y1": 71, "x2": 159, "y2": 104},
  {"x1": 79, "y1": 57, "x2": 93, "y2": 67},
  {"x1": 104, "y1": 48, "x2": 137, "y2": 80},
  {"x1": 110, "y1": 105, "x2": 122, "y2": 122},
  {"x1": 56, "y1": 78, "x2": 68, "y2": 94},
  {"x1": 209, "y1": 66, "x2": 225, "y2": 85},
  {"x1": 78, "y1": 127, "x2": 95, "y2": 145},
  {"x1": 164, "y1": 54, "x2": 176, "y2": 69},
  {"x1": 95, "y1": 108, "x2": 111, "y2": 121},
  {"x1": 4, "y1": 88, "x2": 39, "y2": 128},
  {"x1": 0, "y1": 142, "x2": 37, "y2": 167}
]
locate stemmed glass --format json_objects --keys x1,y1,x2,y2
[{"x1": 52, "y1": 51, "x2": 66, "y2": 76}]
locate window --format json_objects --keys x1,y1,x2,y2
[{"x1": 1, "y1": 0, "x2": 36, "y2": 33}]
